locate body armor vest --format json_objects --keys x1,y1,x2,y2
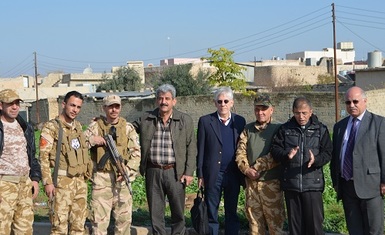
[
  {"x1": 48, "y1": 118, "x2": 90, "y2": 177},
  {"x1": 91, "y1": 118, "x2": 129, "y2": 171}
]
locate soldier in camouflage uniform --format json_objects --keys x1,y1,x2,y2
[
  {"x1": 235, "y1": 95, "x2": 285, "y2": 235},
  {"x1": 84, "y1": 95, "x2": 140, "y2": 235},
  {"x1": 0, "y1": 89, "x2": 42, "y2": 235},
  {"x1": 39, "y1": 91, "x2": 92, "y2": 235}
]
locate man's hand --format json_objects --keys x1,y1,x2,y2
[
  {"x1": 116, "y1": 174, "x2": 123, "y2": 182},
  {"x1": 245, "y1": 167, "x2": 260, "y2": 180},
  {"x1": 116, "y1": 165, "x2": 131, "y2": 182},
  {"x1": 93, "y1": 136, "x2": 106, "y2": 146},
  {"x1": 308, "y1": 150, "x2": 315, "y2": 168},
  {"x1": 32, "y1": 181, "x2": 39, "y2": 199},
  {"x1": 198, "y1": 178, "x2": 204, "y2": 188},
  {"x1": 180, "y1": 175, "x2": 194, "y2": 186},
  {"x1": 380, "y1": 183, "x2": 385, "y2": 196},
  {"x1": 288, "y1": 146, "x2": 299, "y2": 159},
  {"x1": 44, "y1": 184, "x2": 55, "y2": 199}
]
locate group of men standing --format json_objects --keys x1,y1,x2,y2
[{"x1": 0, "y1": 84, "x2": 384, "y2": 235}]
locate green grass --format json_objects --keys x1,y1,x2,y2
[
  {"x1": 33, "y1": 130, "x2": 348, "y2": 233},
  {"x1": 34, "y1": 172, "x2": 346, "y2": 233}
]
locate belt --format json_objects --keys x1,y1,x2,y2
[
  {"x1": 147, "y1": 162, "x2": 175, "y2": 170},
  {"x1": 0, "y1": 174, "x2": 29, "y2": 183},
  {"x1": 57, "y1": 169, "x2": 83, "y2": 177}
]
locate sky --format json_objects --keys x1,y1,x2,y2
[{"x1": 1, "y1": 0, "x2": 385, "y2": 78}]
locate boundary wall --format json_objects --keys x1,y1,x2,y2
[{"x1": 30, "y1": 89, "x2": 385, "y2": 131}]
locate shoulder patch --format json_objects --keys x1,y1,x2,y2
[{"x1": 40, "y1": 137, "x2": 48, "y2": 148}]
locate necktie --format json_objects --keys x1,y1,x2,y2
[
  {"x1": 221, "y1": 119, "x2": 227, "y2": 125},
  {"x1": 342, "y1": 118, "x2": 358, "y2": 180}
]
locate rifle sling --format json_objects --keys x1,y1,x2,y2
[{"x1": 53, "y1": 119, "x2": 63, "y2": 187}]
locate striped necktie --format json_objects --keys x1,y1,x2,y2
[{"x1": 342, "y1": 118, "x2": 358, "y2": 180}]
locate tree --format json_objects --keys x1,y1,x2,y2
[
  {"x1": 97, "y1": 67, "x2": 142, "y2": 92},
  {"x1": 156, "y1": 64, "x2": 212, "y2": 96},
  {"x1": 201, "y1": 47, "x2": 248, "y2": 93}
]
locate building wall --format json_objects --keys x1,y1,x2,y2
[
  {"x1": 62, "y1": 73, "x2": 107, "y2": 86},
  {"x1": 9, "y1": 87, "x2": 92, "y2": 103},
  {"x1": 160, "y1": 58, "x2": 202, "y2": 66},
  {"x1": 127, "y1": 61, "x2": 145, "y2": 84},
  {"x1": 30, "y1": 89, "x2": 385, "y2": 131},
  {"x1": 286, "y1": 48, "x2": 355, "y2": 64},
  {"x1": 355, "y1": 68, "x2": 385, "y2": 90},
  {"x1": 366, "y1": 89, "x2": 385, "y2": 116},
  {"x1": 0, "y1": 76, "x2": 38, "y2": 89},
  {"x1": 254, "y1": 65, "x2": 329, "y2": 86},
  {"x1": 254, "y1": 60, "x2": 302, "y2": 66},
  {"x1": 40, "y1": 73, "x2": 64, "y2": 87}
]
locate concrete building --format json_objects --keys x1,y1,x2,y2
[
  {"x1": 61, "y1": 65, "x2": 110, "y2": 89},
  {"x1": 355, "y1": 67, "x2": 385, "y2": 90},
  {"x1": 286, "y1": 41, "x2": 355, "y2": 64},
  {"x1": 354, "y1": 51, "x2": 385, "y2": 90},
  {"x1": 160, "y1": 58, "x2": 202, "y2": 66}
]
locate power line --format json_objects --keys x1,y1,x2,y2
[
  {"x1": 337, "y1": 20, "x2": 384, "y2": 52},
  {"x1": 236, "y1": 22, "x2": 330, "y2": 56},
  {"x1": 38, "y1": 53, "x2": 125, "y2": 64},
  {"x1": 230, "y1": 15, "x2": 330, "y2": 55},
  {"x1": 338, "y1": 16, "x2": 385, "y2": 27},
  {"x1": 336, "y1": 4, "x2": 385, "y2": 15},
  {"x1": 2, "y1": 4, "x2": 384, "y2": 77},
  {"x1": 1, "y1": 54, "x2": 34, "y2": 77}
]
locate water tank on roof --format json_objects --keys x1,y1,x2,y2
[{"x1": 367, "y1": 50, "x2": 382, "y2": 68}]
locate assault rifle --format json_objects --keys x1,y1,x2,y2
[{"x1": 104, "y1": 134, "x2": 133, "y2": 195}]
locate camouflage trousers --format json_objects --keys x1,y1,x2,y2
[
  {"x1": 0, "y1": 176, "x2": 33, "y2": 235},
  {"x1": 244, "y1": 178, "x2": 285, "y2": 235},
  {"x1": 49, "y1": 175, "x2": 88, "y2": 235},
  {"x1": 90, "y1": 171, "x2": 132, "y2": 235}
]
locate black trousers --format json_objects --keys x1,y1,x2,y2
[
  {"x1": 284, "y1": 190, "x2": 324, "y2": 235},
  {"x1": 341, "y1": 179, "x2": 384, "y2": 235}
]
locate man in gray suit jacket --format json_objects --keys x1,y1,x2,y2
[{"x1": 331, "y1": 86, "x2": 385, "y2": 235}]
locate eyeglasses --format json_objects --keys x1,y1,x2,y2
[
  {"x1": 217, "y1": 100, "x2": 230, "y2": 104},
  {"x1": 294, "y1": 112, "x2": 309, "y2": 116},
  {"x1": 345, "y1": 100, "x2": 359, "y2": 105}
]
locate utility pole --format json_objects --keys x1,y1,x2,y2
[
  {"x1": 332, "y1": 3, "x2": 340, "y2": 122},
  {"x1": 34, "y1": 52, "x2": 40, "y2": 124}
]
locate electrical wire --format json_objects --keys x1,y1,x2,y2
[{"x1": 2, "y1": 4, "x2": 384, "y2": 77}]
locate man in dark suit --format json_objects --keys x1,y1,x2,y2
[
  {"x1": 197, "y1": 87, "x2": 246, "y2": 235},
  {"x1": 331, "y1": 86, "x2": 385, "y2": 235}
]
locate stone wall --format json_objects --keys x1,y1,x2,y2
[
  {"x1": 30, "y1": 89, "x2": 385, "y2": 131},
  {"x1": 254, "y1": 65, "x2": 329, "y2": 87}
]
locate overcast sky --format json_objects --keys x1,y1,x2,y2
[{"x1": 1, "y1": 0, "x2": 384, "y2": 77}]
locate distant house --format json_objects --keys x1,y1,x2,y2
[
  {"x1": 355, "y1": 51, "x2": 385, "y2": 90},
  {"x1": 286, "y1": 41, "x2": 355, "y2": 64},
  {"x1": 355, "y1": 67, "x2": 385, "y2": 90}
]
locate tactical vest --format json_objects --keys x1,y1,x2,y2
[
  {"x1": 245, "y1": 122, "x2": 281, "y2": 181},
  {"x1": 91, "y1": 118, "x2": 129, "y2": 171},
  {"x1": 48, "y1": 118, "x2": 90, "y2": 177}
]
